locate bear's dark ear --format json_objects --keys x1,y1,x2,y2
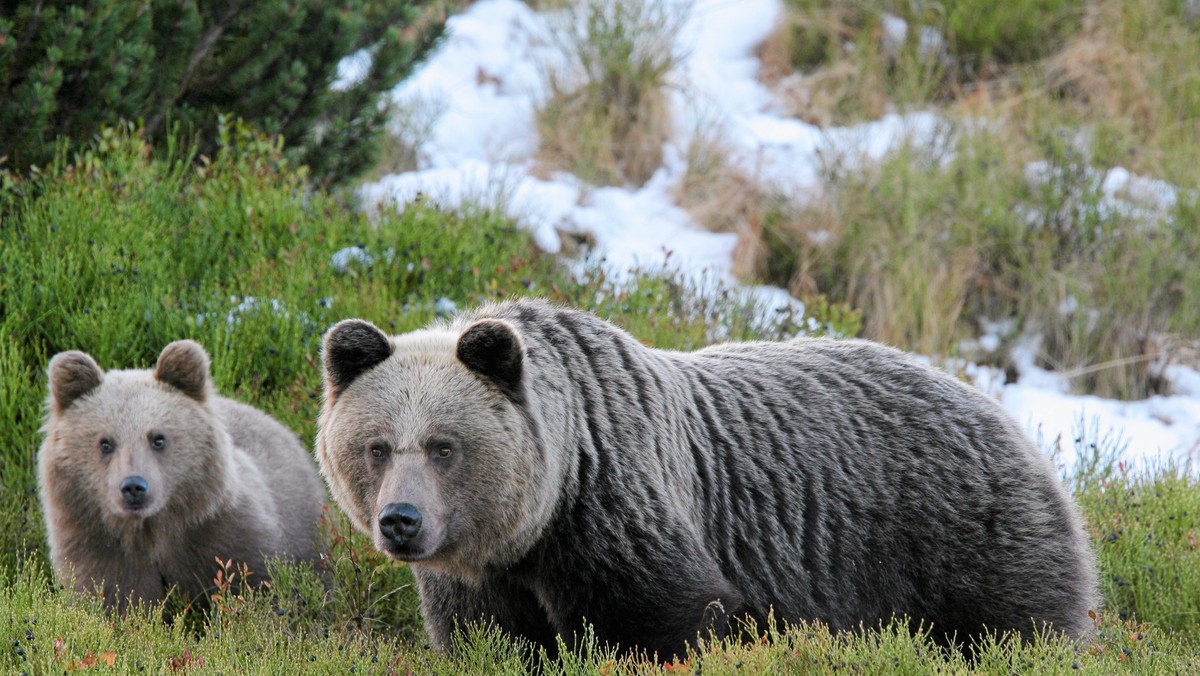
[
  {"x1": 48, "y1": 351, "x2": 104, "y2": 414},
  {"x1": 154, "y1": 340, "x2": 212, "y2": 402},
  {"x1": 456, "y1": 319, "x2": 525, "y2": 402},
  {"x1": 323, "y1": 319, "x2": 392, "y2": 398}
]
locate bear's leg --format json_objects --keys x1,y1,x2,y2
[
  {"x1": 539, "y1": 563, "x2": 745, "y2": 660},
  {"x1": 415, "y1": 569, "x2": 559, "y2": 657},
  {"x1": 633, "y1": 580, "x2": 746, "y2": 660}
]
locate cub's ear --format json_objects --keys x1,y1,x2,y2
[
  {"x1": 154, "y1": 340, "x2": 212, "y2": 402},
  {"x1": 48, "y1": 351, "x2": 104, "y2": 414},
  {"x1": 323, "y1": 319, "x2": 392, "y2": 398},
  {"x1": 457, "y1": 319, "x2": 525, "y2": 402}
]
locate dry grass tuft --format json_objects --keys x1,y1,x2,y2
[
  {"x1": 674, "y1": 117, "x2": 765, "y2": 269},
  {"x1": 1039, "y1": 0, "x2": 1200, "y2": 182},
  {"x1": 757, "y1": 1, "x2": 951, "y2": 126},
  {"x1": 535, "y1": 0, "x2": 684, "y2": 187}
]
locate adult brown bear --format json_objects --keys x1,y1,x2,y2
[{"x1": 316, "y1": 299, "x2": 1098, "y2": 658}]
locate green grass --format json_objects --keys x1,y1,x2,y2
[{"x1": 3, "y1": 554, "x2": 1200, "y2": 674}]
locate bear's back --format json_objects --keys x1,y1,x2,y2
[
  {"x1": 669, "y1": 336, "x2": 1096, "y2": 640},
  {"x1": 491, "y1": 300, "x2": 1096, "y2": 645}
]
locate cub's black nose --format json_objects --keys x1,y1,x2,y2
[
  {"x1": 120, "y1": 475, "x2": 148, "y2": 508},
  {"x1": 378, "y1": 503, "x2": 422, "y2": 544}
]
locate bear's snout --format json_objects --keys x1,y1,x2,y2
[
  {"x1": 119, "y1": 475, "x2": 149, "y2": 510},
  {"x1": 378, "y1": 502, "x2": 422, "y2": 546}
]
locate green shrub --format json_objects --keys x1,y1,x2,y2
[
  {"x1": 0, "y1": 0, "x2": 449, "y2": 187},
  {"x1": 1065, "y1": 421, "x2": 1200, "y2": 643},
  {"x1": 940, "y1": 0, "x2": 1082, "y2": 68}
]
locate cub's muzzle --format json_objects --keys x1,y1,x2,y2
[{"x1": 119, "y1": 475, "x2": 149, "y2": 509}]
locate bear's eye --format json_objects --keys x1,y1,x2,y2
[
  {"x1": 151, "y1": 434, "x2": 167, "y2": 450},
  {"x1": 432, "y1": 444, "x2": 453, "y2": 460},
  {"x1": 368, "y1": 442, "x2": 388, "y2": 459},
  {"x1": 99, "y1": 438, "x2": 114, "y2": 455}
]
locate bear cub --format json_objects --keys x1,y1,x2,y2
[{"x1": 39, "y1": 340, "x2": 324, "y2": 611}]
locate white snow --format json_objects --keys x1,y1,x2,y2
[
  {"x1": 353, "y1": 0, "x2": 1200, "y2": 475},
  {"x1": 330, "y1": 246, "x2": 373, "y2": 272},
  {"x1": 879, "y1": 13, "x2": 947, "y2": 63},
  {"x1": 332, "y1": 48, "x2": 372, "y2": 91},
  {"x1": 1024, "y1": 159, "x2": 1183, "y2": 227}
]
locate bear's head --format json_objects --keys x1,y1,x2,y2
[
  {"x1": 40, "y1": 341, "x2": 233, "y2": 530},
  {"x1": 317, "y1": 317, "x2": 551, "y2": 579}
]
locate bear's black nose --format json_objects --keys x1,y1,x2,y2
[
  {"x1": 120, "y1": 475, "x2": 149, "y2": 508},
  {"x1": 379, "y1": 503, "x2": 422, "y2": 544}
]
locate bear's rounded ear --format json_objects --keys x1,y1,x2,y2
[
  {"x1": 154, "y1": 340, "x2": 212, "y2": 402},
  {"x1": 456, "y1": 319, "x2": 525, "y2": 402},
  {"x1": 48, "y1": 351, "x2": 104, "y2": 414},
  {"x1": 323, "y1": 319, "x2": 392, "y2": 398}
]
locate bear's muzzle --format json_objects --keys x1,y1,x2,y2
[{"x1": 378, "y1": 502, "x2": 423, "y2": 552}]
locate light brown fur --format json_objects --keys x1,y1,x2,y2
[{"x1": 39, "y1": 341, "x2": 324, "y2": 611}]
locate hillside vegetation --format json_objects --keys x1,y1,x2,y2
[{"x1": 746, "y1": 0, "x2": 1200, "y2": 400}]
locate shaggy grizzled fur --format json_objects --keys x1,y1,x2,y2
[
  {"x1": 39, "y1": 341, "x2": 324, "y2": 611},
  {"x1": 317, "y1": 299, "x2": 1099, "y2": 658}
]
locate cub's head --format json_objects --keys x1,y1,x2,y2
[
  {"x1": 317, "y1": 317, "x2": 548, "y2": 577},
  {"x1": 40, "y1": 341, "x2": 231, "y2": 529}
]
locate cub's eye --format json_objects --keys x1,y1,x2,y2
[
  {"x1": 368, "y1": 442, "x2": 388, "y2": 459},
  {"x1": 99, "y1": 439, "x2": 114, "y2": 455},
  {"x1": 433, "y1": 444, "x2": 453, "y2": 460},
  {"x1": 151, "y1": 434, "x2": 167, "y2": 450}
]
